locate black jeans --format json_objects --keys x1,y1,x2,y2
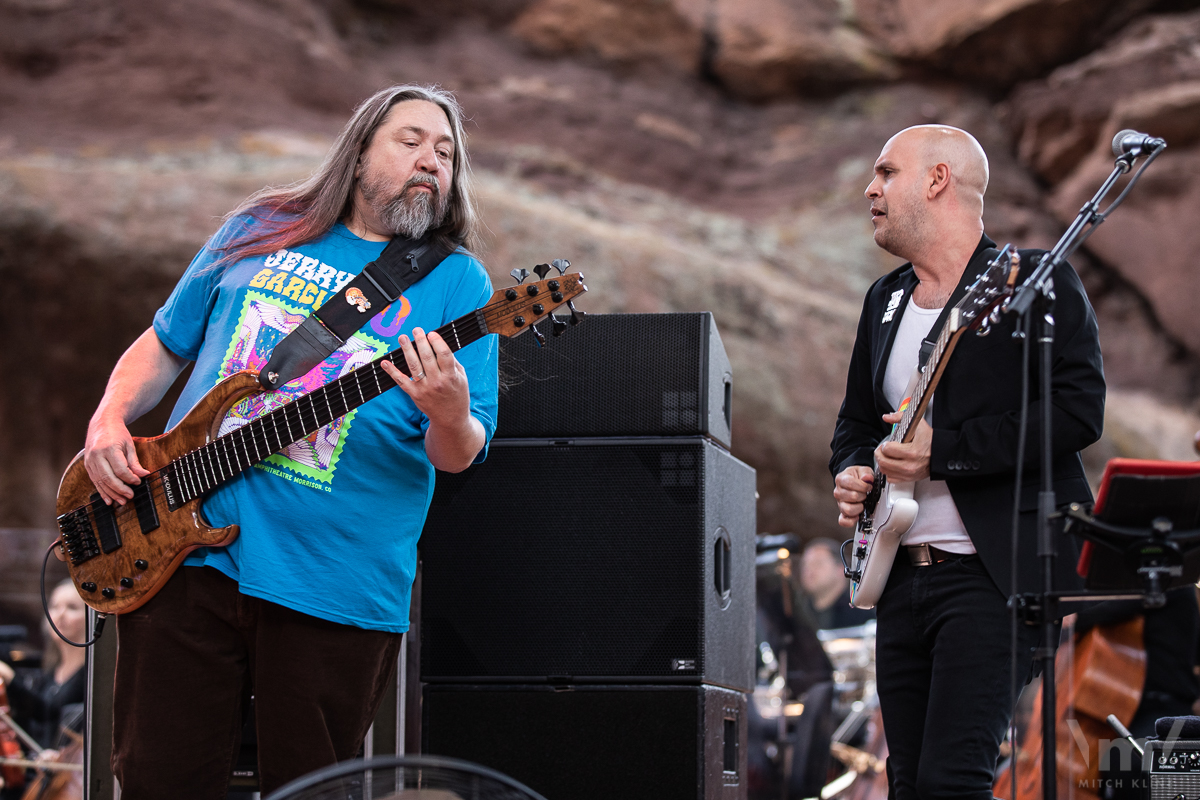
[
  {"x1": 876, "y1": 552, "x2": 1037, "y2": 800},
  {"x1": 112, "y1": 566, "x2": 402, "y2": 799}
]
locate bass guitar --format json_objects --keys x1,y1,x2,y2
[
  {"x1": 55, "y1": 267, "x2": 587, "y2": 615},
  {"x1": 844, "y1": 247, "x2": 1020, "y2": 609}
]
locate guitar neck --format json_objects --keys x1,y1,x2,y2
[
  {"x1": 161, "y1": 308, "x2": 491, "y2": 508},
  {"x1": 889, "y1": 309, "x2": 967, "y2": 445}
]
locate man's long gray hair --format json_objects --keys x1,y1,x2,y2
[{"x1": 215, "y1": 85, "x2": 479, "y2": 266}]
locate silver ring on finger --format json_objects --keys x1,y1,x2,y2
[{"x1": 413, "y1": 371, "x2": 426, "y2": 382}]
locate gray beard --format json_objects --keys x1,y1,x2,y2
[
  {"x1": 361, "y1": 172, "x2": 449, "y2": 240},
  {"x1": 380, "y1": 188, "x2": 440, "y2": 239}
]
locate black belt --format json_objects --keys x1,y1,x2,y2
[{"x1": 906, "y1": 544, "x2": 964, "y2": 566}]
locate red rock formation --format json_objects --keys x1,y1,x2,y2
[
  {"x1": 707, "y1": 0, "x2": 897, "y2": 99},
  {"x1": 855, "y1": 0, "x2": 1157, "y2": 86},
  {"x1": 1010, "y1": 11, "x2": 1200, "y2": 354},
  {"x1": 511, "y1": 0, "x2": 704, "y2": 73},
  {"x1": 1008, "y1": 10, "x2": 1200, "y2": 182},
  {"x1": 0, "y1": 0, "x2": 369, "y2": 144},
  {"x1": 0, "y1": 0, "x2": 1197, "y2": 547}
]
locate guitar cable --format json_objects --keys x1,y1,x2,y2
[{"x1": 40, "y1": 541, "x2": 106, "y2": 648}]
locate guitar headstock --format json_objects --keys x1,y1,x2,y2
[
  {"x1": 952, "y1": 244, "x2": 1021, "y2": 334},
  {"x1": 483, "y1": 259, "x2": 587, "y2": 345}
]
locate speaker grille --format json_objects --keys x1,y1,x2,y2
[
  {"x1": 422, "y1": 441, "x2": 710, "y2": 681},
  {"x1": 497, "y1": 313, "x2": 729, "y2": 445},
  {"x1": 1152, "y1": 773, "x2": 1200, "y2": 800},
  {"x1": 423, "y1": 684, "x2": 747, "y2": 800},
  {"x1": 1149, "y1": 741, "x2": 1200, "y2": 800}
]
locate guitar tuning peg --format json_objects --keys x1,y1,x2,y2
[
  {"x1": 510, "y1": 268, "x2": 530, "y2": 284},
  {"x1": 551, "y1": 258, "x2": 571, "y2": 275},
  {"x1": 550, "y1": 314, "x2": 568, "y2": 337},
  {"x1": 533, "y1": 263, "x2": 552, "y2": 280},
  {"x1": 531, "y1": 321, "x2": 546, "y2": 347},
  {"x1": 567, "y1": 300, "x2": 585, "y2": 325},
  {"x1": 976, "y1": 318, "x2": 992, "y2": 338}
]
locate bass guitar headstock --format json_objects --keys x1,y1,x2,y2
[
  {"x1": 483, "y1": 259, "x2": 587, "y2": 346},
  {"x1": 951, "y1": 244, "x2": 1021, "y2": 337}
]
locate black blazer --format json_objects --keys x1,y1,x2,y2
[{"x1": 829, "y1": 234, "x2": 1106, "y2": 596}]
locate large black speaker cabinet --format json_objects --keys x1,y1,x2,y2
[
  {"x1": 423, "y1": 684, "x2": 747, "y2": 800},
  {"x1": 421, "y1": 437, "x2": 756, "y2": 691},
  {"x1": 497, "y1": 312, "x2": 733, "y2": 449}
]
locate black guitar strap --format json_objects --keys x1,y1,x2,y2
[
  {"x1": 917, "y1": 247, "x2": 1000, "y2": 373},
  {"x1": 259, "y1": 235, "x2": 458, "y2": 389}
]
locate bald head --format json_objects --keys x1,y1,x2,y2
[
  {"x1": 865, "y1": 124, "x2": 989, "y2": 265},
  {"x1": 886, "y1": 125, "x2": 989, "y2": 214}
]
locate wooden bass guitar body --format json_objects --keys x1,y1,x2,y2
[
  {"x1": 55, "y1": 372, "x2": 263, "y2": 616},
  {"x1": 54, "y1": 269, "x2": 589, "y2": 616}
]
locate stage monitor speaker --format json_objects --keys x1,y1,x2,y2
[
  {"x1": 422, "y1": 683, "x2": 747, "y2": 800},
  {"x1": 421, "y1": 437, "x2": 755, "y2": 692},
  {"x1": 496, "y1": 312, "x2": 733, "y2": 449}
]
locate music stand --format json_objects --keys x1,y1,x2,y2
[{"x1": 1061, "y1": 458, "x2": 1200, "y2": 607}]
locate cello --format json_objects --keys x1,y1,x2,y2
[
  {"x1": 18, "y1": 733, "x2": 82, "y2": 800},
  {"x1": 993, "y1": 617, "x2": 1146, "y2": 800},
  {"x1": 0, "y1": 682, "x2": 25, "y2": 793},
  {"x1": 0, "y1": 675, "x2": 83, "y2": 800}
]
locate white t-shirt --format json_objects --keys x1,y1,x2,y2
[{"x1": 880, "y1": 297, "x2": 975, "y2": 554}]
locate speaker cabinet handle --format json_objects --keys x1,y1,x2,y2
[
  {"x1": 714, "y1": 528, "x2": 732, "y2": 608},
  {"x1": 723, "y1": 378, "x2": 732, "y2": 434}
]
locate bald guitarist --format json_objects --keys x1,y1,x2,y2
[{"x1": 830, "y1": 125, "x2": 1106, "y2": 799}]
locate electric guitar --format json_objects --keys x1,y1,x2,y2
[
  {"x1": 56, "y1": 265, "x2": 587, "y2": 615},
  {"x1": 844, "y1": 247, "x2": 1021, "y2": 609}
]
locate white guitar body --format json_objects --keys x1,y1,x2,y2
[{"x1": 847, "y1": 477, "x2": 918, "y2": 609}]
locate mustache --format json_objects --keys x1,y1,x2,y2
[{"x1": 403, "y1": 173, "x2": 440, "y2": 197}]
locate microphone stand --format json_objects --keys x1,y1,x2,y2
[{"x1": 1004, "y1": 140, "x2": 1165, "y2": 800}]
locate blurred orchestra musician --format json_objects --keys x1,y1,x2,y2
[
  {"x1": 830, "y1": 125, "x2": 1105, "y2": 799},
  {"x1": 755, "y1": 534, "x2": 835, "y2": 695},
  {"x1": 797, "y1": 538, "x2": 874, "y2": 632},
  {"x1": 752, "y1": 534, "x2": 835, "y2": 799},
  {"x1": 0, "y1": 580, "x2": 87, "y2": 753}
]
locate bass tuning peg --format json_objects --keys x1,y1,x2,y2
[
  {"x1": 550, "y1": 314, "x2": 568, "y2": 337},
  {"x1": 533, "y1": 263, "x2": 552, "y2": 280},
  {"x1": 551, "y1": 258, "x2": 571, "y2": 275},
  {"x1": 510, "y1": 268, "x2": 530, "y2": 285},
  {"x1": 531, "y1": 321, "x2": 546, "y2": 347},
  {"x1": 567, "y1": 300, "x2": 585, "y2": 325}
]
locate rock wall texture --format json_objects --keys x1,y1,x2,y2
[{"x1": 1, "y1": 0, "x2": 1199, "y2": 581}]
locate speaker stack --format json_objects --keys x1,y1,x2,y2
[{"x1": 420, "y1": 312, "x2": 755, "y2": 800}]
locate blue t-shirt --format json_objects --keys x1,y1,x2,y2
[{"x1": 153, "y1": 216, "x2": 498, "y2": 633}]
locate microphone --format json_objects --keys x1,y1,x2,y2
[{"x1": 1111, "y1": 129, "x2": 1166, "y2": 156}]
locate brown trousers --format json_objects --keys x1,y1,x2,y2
[{"x1": 111, "y1": 566, "x2": 402, "y2": 799}]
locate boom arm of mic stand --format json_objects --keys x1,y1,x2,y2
[
  {"x1": 1007, "y1": 154, "x2": 1134, "y2": 317},
  {"x1": 1007, "y1": 143, "x2": 1164, "y2": 318}
]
